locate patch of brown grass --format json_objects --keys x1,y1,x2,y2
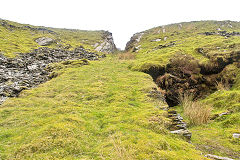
[
  {"x1": 118, "y1": 52, "x2": 135, "y2": 60},
  {"x1": 179, "y1": 93, "x2": 212, "y2": 125},
  {"x1": 215, "y1": 80, "x2": 230, "y2": 91}
]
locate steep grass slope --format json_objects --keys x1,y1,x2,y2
[
  {"x1": 0, "y1": 19, "x2": 107, "y2": 57},
  {"x1": 0, "y1": 57, "x2": 206, "y2": 159}
]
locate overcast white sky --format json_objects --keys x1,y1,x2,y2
[{"x1": 1, "y1": 0, "x2": 240, "y2": 49}]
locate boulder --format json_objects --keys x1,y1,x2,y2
[
  {"x1": 233, "y1": 133, "x2": 240, "y2": 138},
  {"x1": 170, "y1": 129, "x2": 192, "y2": 140},
  {"x1": 35, "y1": 37, "x2": 54, "y2": 46}
]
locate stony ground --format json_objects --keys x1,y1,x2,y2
[{"x1": 0, "y1": 47, "x2": 102, "y2": 105}]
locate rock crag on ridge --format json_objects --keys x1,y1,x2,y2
[{"x1": 94, "y1": 31, "x2": 117, "y2": 53}]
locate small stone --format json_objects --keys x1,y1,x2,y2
[
  {"x1": 233, "y1": 133, "x2": 240, "y2": 138},
  {"x1": 27, "y1": 64, "x2": 38, "y2": 71},
  {"x1": 170, "y1": 129, "x2": 191, "y2": 140},
  {"x1": 151, "y1": 39, "x2": 161, "y2": 42},
  {"x1": 35, "y1": 37, "x2": 54, "y2": 46}
]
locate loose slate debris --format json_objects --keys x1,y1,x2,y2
[
  {"x1": 168, "y1": 109, "x2": 192, "y2": 141},
  {"x1": 154, "y1": 41, "x2": 176, "y2": 50},
  {"x1": 201, "y1": 31, "x2": 240, "y2": 38},
  {"x1": 0, "y1": 47, "x2": 103, "y2": 104},
  {"x1": 205, "y1": 154, "x2": 234, "y2": 160}
]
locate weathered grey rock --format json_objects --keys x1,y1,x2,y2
[
  {"x1": 170, "y1": 129, "x2": 192, "y2": 140},
  {"x1": 95, "y1": 31, "x2": 116, "y2": 53},
  {"x1": 211, "y1": 111, "x2": 232, "y2": 120},
  {"x1": 125, "y1": 32, "x2": 144, "y2": 51},
  {"x1": 205, "y1": 154, "x2": 234, "y2": 160},
  {"x1": 233, "y1": 133, "x2": 240, "y2": 138},
  {"x1": 151, "y1": 38, "x2": 161, "y2": 42},
  {"x1": 178, "y1": 24, "x2": 182, "y2": 29},
  {"x1": 202, "y1": 31, "x2": 240, "y2": 37},
  {"x1": 0, "y1": 96, "x2": 7, "y2": 105},
  {"x1": 162, "y1": 28, "x2": 166, "y2": 33},
  {"x1": 0, "y1": 47, "x2": 103, "y2": 105},
  {"x1": 35, "y1": 37, "x2": 54, "y2": 46}
]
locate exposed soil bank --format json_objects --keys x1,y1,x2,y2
[{"x1": 144, "y1": 53, "x2": 240, "y2": 107}]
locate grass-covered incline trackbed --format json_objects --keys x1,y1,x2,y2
[{"x1": 0, "y1": 57, "x2": 206, "y2": 159}]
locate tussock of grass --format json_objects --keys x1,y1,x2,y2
[
  {"x1": 118, "y1": 52, "x2": 136, "y2": 60},
  {"x1": 179, "y1": 94, "x2": 212, "y2": 125},
  {"x1": 215, "y1": 80, "x2": 230, "y2": 91},
  {"x1": 183, "y1": 73, "x2": 240, "y2": 158}
]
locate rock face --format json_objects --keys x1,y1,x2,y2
[
  {"x1": 201, "y1": 31, "x2": 240, "y2": 38},
  {"x1": 35, "y1": 37, "x2": 54, "y2": 46},
  {"x1": 125, "y1": 32, "x2": 144, "y2": 52},
  {"x1": 95, "y1": 31, "x2": 117, "y2": 53},
  {"x1": 0, "y1": 47, "x2": 103, "y2": 105}
]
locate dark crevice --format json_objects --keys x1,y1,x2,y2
[{"x1": 142, "y1": 66, "x2": 165, "y2": 81}]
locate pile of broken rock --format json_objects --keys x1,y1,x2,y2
[{"x1": 0, "y1": 47, "x2": 103, "y2": 105}]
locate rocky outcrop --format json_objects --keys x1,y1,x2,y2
[
  {"x1": 35, "y1": 37, "x2": 54, "y2": 46},
  {"x1": 201, "y1": 31, "x2": 240, "y2": 38},
  {"x1": 205, "y1": 154, "x2": 234, "y2": 160},
  {"x1": 95, "y1": 31, "x2": 117, "y2": 53},
  {"x1": 125, "y1": 32, "x2": 144, "y2": 52},
  {"x1": 0, "y1": 47, "x2": 103, "y2": 105},
  {"x1": 154, "y1": 41, "x2": 176, "y2": 50}
]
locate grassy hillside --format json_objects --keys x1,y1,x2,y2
[
  {"x1": 126, "y1": 20, "x2": 240, "y2": 159},
  {"x1": 0, "y1": 57, "x2": 206, "y2": 159},
  {"x1": 128, "y1": 21, "x2": 240, "y2": 71},
  {"x1": 1, "y1": 19, "x2": 240, "y2": 159},
  {"x1": 0, "y1": 19, "x2": 105, "y2": 57}
]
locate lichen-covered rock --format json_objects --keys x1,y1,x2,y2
[
  {"x1": 35, "y1": 37, "x2": 54, "y2": 46},
  {"x1": 125, "y1": 32, "x2": 144, "y2": 52},
  {"x1": 95, "y1": 31, "x2": 116, "y2": 53}
]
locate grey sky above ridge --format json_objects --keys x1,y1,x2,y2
[{"x1": 1, "y1": 0, "x2": 240, "y2": 49}]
